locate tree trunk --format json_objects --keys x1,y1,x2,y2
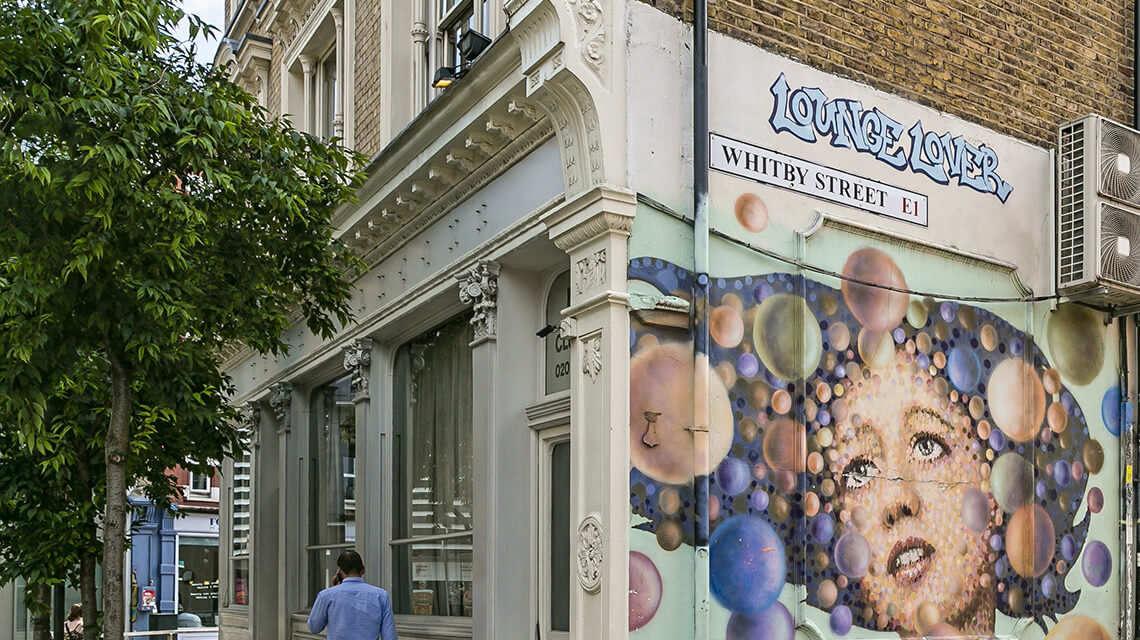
[
  {"x1": 77, "y1": 452, "x2": 100, "y2": 640},
  {"x1": 80, "y1": 551, "x2": 99, "y2": 640},
  {"x1": 102, "y1": 354, "x2": 132, "y2": 640},
  {"x1": 30, "y1": 584, "x2": 51, "y2": 640}
]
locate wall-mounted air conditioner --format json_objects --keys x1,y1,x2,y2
[{"x1": 1057, "y1": 115, "x2": 1140, "y2": 307}]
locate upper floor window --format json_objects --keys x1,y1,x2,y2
[
  {"x1": 318, "y1": 47, "x2": 339, "y2": 140},
  {"x1": 189, "y1": 470, "x2": 211, "y2": 495}
]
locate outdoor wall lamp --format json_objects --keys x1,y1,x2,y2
[{"x1": 431, "y1": 29, "x2": 492, "y2": 90}]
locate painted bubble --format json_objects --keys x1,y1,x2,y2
[
  {"x1": 829, "y1": 605, "x2": 853, "y2": 635},
  {"x1": 807, "y1": 451, "x2": 825, "y2": 474},
  {"x1": 738, "y1": 353, "x2": 760, "y2": 377},
  {"x1": 828, "y1": 322, "x2": 851, "y2": 352},
  {"x1": 1061, "y1": 534, "x2": 1078, "y2": 561},
  {"x1": 734, "y1": 193, "x2": 770, "y2": 233},
  {"x1": 771, "y1": 389, "x2": 792, "y2": 414},
  {"x1": 629, "y1": 551, "x2": 663, "y2": 631},
  {"x1": 773, "y1": 469, "x2": 797, "y2": 494},
  {"x1": 721, "y1": 293, "x2": 744, "y2": 311},
  {"x1": 1043, "y1": 368, "x2": 1062, "y2": 395},
  {"x1": 841, "y1": 248, "x2": 909, "y2": 331},
  {"x1": 857, "y1": 328, "x2": 896, "y2": 370},
  {"x1": 989, "y1": 428, "x2": 1007, "y2": 451},
  {"x1": 818, "y1": 579, "x2": 838, "y2": 608},
  {"x1": 769, "y1": 495, "x2": 790, "y2": 522},
  {"x1": 1047, "y1": 303, "x2": 1105, "y2": 386},
  {"x1": 1082, "y1": 540, "x2": 1112, "y2": 587},
  {"x1": 987, "y1": 359, "x2": 1046, "y2": 442},
  {"x1": 726, "y1": 601, "x2": 794, "y2": 640},
  {"x1": 656, "y1": 519, "x2": 683, "y2": 551},
  {"x1": 1047, "y1": 401, "x2": 1068, "y2": 434},
  {"x1": 958, "y1": 305, "x2": 976, "y2": 329},
  {"x1": 763, "y1": 419, "x2": 807, "y2": 472},
  {"x1": 1042, "y1": 573, "x2": 1057, "y2": 598},
  {"x1": 980, "y1": 324, "x2": 998, "y2": 351},
  {"x1": 711, "y1": 305, "x2": 746, "y2": 348},
  {"x1": 718, "y1": 457, "x2": 752, "y2": 496},
  {"x1": 753, "y1": 294, "x2": 822, "y2": 381},
  {"x1": 924, "y1": 622, "x2": 959, "y2": 639},
  {"x1": 709, "y1": 516, "x2": 787, "y2": 615},
  {"x1": 968, "y1": 395, "x2": 985, "y2": 420},
  {"x1": 1084, "y1": 440, "x2": 1105, "y2": 474},
  {"x1": 990, "y1": 453, "x2": 1034, "y2": 513},
  {"x1": 810, "y1": 513, "x2": 835, "y2": 544},
  {"x1": 834, "y1": 532, "x2": 871, "y2": 578},
  {"x1": 1088, "y1": 487, "x2": 1104, "y2": 514},
  {"x1": 1053, "y1": 459, "x2": 1072, "y2": 488},
  {"x1": 916, "y1": 601, "x2": 942, "y2": 634},
  {"x1": 906, "y1": 299, "x2": 928, "y2": 329},
  {"x1": 740, "y1": 418, "x2": 759, "y2": 443},
  {"x1": 961, "y1": 489, "x2": 990, "y2": 532},
  {"x1": 750, "y1": 489, "x2": 769, "y2": 511},
  {"x1": 1042, "y1": 616, "x2": 1112, "y2": 640},
  {"x1": 1006, "y1": 504, "x2": 1056, "y2": 578},
  {"x1": 630, "y1": 343, "x2": 735, "y2": 483},
  {"x1": 947, "y1": 347, "x2": 981, "y2": 392},
  {"x1": 658, "y1": 488, "x2": 681, "y2": 516},
  {"x1": 1102, "y1": 387, "x2": 1121, "y2": 437},
  {"x1": 716, "y1": 361, "x2": 738, "y2": 388}
]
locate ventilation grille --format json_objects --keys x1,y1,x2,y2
[
  {"x1": 1099, "y1": 204, "x2": 1140, "y2": 288},
  {"x1": 1099, "y1": 120, "x2": 1140, "y2": 206},
  {"x1": 1058, "y1": 120, "x2": 1086, "y2": 286}
]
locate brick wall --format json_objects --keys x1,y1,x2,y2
[
  {"x1": 354, "y1": 0, "x2": 383, "y2": 158},
  {"x1": 642, "y1": 0, "x2": 1135, "y2": 149}
]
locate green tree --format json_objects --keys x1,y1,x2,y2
[{"x1": 0, "y1": 1, "x2": 365, "y2": 638}]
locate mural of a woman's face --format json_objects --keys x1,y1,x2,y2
[{"x1": 836, "y1": 350, "x2": 993, "y2": 635}]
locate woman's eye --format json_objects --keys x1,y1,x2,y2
[
  {"x1": 842, "y1": 457, "x2": 879, "y2": 490},
  {"x1": 911, "y1": 432, "x2": 948, "y2": 461}
]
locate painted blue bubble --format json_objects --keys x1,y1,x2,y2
[
  {"x1": 810, "y1": 514, "x2": 835, "y2": 544},
  {"x1": 710, "y1": 516, "x2": 787, "y2": 615},
  {"x1": 655, "y1": 268, "x2": 679, "y2": 293},
  {"x1": 989, "y1": 429, "x2": 1007, "y2": 451},
  {"x1": 1042, "y1": 574, "x2": 1056, "y2": 598},
  {"x1": 947, "y1": 347, "x2": 982, "y2": 392},
  {"x1": 1054, "y1": 460, "x2": 1072, "y2": 487},
  {"x1": 834, "y1": 364, "x2": 846, "y2": 378},
  {"x1": 1061, "y1": 534, "x2": 1078, "y2": 561},
  {"x1": 1062, "y1": 392, "x2": 1075, "y2": 412},
  {"x1": 726, "y1": 602, "x2": 794, "y2": 640},
  {"x1": 990, "y1": 534, "x2": 1003, "y2": 551},
  {"x1": 750, "y1": 491, "x2": 769, "y2": 511},
  {"x1": 646, "y1": 483, "x2": 657, "y2": 496},
  {"x1": 753, "y1": 283, "x2": 774, "y2": 304},
  {"x1": 916, "y1": 354, "x2": 931, "y2": 370},
  {"x1": 995, "y1": 557, "x2": 1009, "y2": 579},
  {"x1": 738, "y1": 353, "x2": 760, "y2": 377},
  {"x1": 1082, "y1": 540, "x2": 1112, "y2": 587},
  {"x1": 1010, "y1": 337, "x2": 1024, "y2": 356},
  {"x1": 718, "y1": 457, "x2": 751, "y2": 496},
  {"x1": 766, "y1": 371, "x2": 788, "y2": 390},
  {"x1": 1036, "y1": 481, "x2": 1047, "y2": 498},
  {"x1": 1102, "y1": 387, "x2": 1122, "y2": 437},
  {"x1": 818, "y1": 410, "x2": 831, "y2": 426},
  {"x1": 717, "y1": 278, "x2": 727, "y2": 289},
  {"x1": 829, "y1": 606, "x2": 853, "y2": 636},
  {"x1": 892, "y1": 328, "x2": 905, "y2": 344}
]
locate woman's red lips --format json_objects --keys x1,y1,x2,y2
[{"x1": 887, "y1": 537, "x2": 935, "y2": 584}]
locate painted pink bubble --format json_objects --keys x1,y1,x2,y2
[
  {"x1": 841, "y1": 248, "x2": 909, "y2": 331},
  {"x1": 1043, "y1": 616, "x2": 1112, "y2": 640},
  {"x1": 987, "y1": 359, "x2": 1046, "y2": 443},
  {"x1": 711, "y1": 305, "x2": 745, "y2": 349},
  {"x1": 834, "y1": 532, "x2": 871, "y2": 578},
  {"x1": 1088, "y1": 487, "x2": 1104, "y2": 514},
  {"x1": 735, "y1": 193, "x2": 770, "y2": 233},
  {"x1": 629, "y1": 551, "x2": 663, "y2": 631}
]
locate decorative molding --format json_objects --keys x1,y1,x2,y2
[
  {"x1": 342, "y1": 338, "x2": 373, "y2": 402},
  {"x1": 530, "y1": 73, "x2": 603, "y2": 194},
  {"x1": 573, "y1": 248, "x2": 607, "y2": 294},
  {"x1": 576, "y1": 513, "x2": 603, "y2": 593},
  {"x1": 457, "y1": 261, "x2": 501, "y2": 345},
  {"x1": 269, "y1": 382, "x2": 293, "y2": 433},
  {"x1": 582, "y1": 334, "x2": 602, "y2": 382},
  {"x1": 552, "y1": 211, "x2": 633, "y2": 252},
  {"x1": 524, "y1": 393, "x2": 571, "y2": 431},
  {"x1": 504, "y1": 0, "x2": 528, "y2": 17},
  {"x1": 567, "y1": 0, "x2": 606, "y2": 79},
  {"x1": 558, "y1": 316, "x2": 578, "y2": 339}
]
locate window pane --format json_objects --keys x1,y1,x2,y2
[
  {"x1": 550, "y1": 441, "x2": 570, "y2": 632},
  {"x1": 391, "y1": 314, "x2": 474, "y2": 616},
  {"x1": 394, "y1": 536, "x2": 472, "y2": 616},
  {"x1": 232, "y1": 450, "x2": 252, "y2": 558},
  {"x1": 179, "y1": 536, "x2": 219, "y2": 626},
  {"x1": 309, "y1": 374, "x2": 357, "y2": 600},
  {"x1": 232, "y1": 558, "x2": 249, "y2": 606},
  {"x1": 322, "y1": 53, "x2": 337, "y2": 138}
]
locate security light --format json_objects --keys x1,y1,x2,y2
[
  {"x1": 432, "y1": 66, "x2": 457, "y2": 89},
  {"x1": 458, "y1": 29, "x2": 492, "y2": 61}
]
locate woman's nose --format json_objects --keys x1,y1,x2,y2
[{"x1": 880, "y1": 481, "x2": 922, "y2": 529}]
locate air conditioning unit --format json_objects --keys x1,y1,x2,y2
[{"x1": 1057, "y1": 115, "x2": 1140, "y2": 307}]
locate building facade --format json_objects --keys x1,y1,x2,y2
[{"x1": 215, "y1": 1, "x2": 1138, "y2": 639}]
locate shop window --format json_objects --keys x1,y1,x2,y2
[
  {"x1": 230, "y1": 446, "x2": 252, "y2": 606},
  {"x1": 178, "y1": 536, "x2": 219, "y2": 627},
  {"x1": 391, "y1": 314, "x2": 474, "y2": 617},
  {"x1": 306, "y1": 374, "x2": 357, "y2": 601}
]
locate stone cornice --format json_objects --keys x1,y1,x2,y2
[{"x1": 542, "y1": 185, "x2": 636, "y2": 252}]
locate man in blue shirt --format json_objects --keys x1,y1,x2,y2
[{"x1": 307, "y1": 551, "x2": 397, "y2": 640}]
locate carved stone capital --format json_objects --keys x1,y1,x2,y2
[
  {"x1": 238, "y1": 402, "x2": 261, "y2": 448},
  {"x1": 269, "y1": 382, "x2": 293, "y2": 433},
  {"x1": 576, "y1": 513, "x2": 603, "y2": 593},
  {"x1": 552, "y1": 211, "x2": 633, "y2": 252},
  {"x1": 342, "y1": 338, "x2": 373, "y2": 402},
  {"x1": 457, "y1": 260, "x2": 501, "y2": 345}
]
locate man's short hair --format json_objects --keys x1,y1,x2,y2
[{"x1": 337, "y1": 550, "x2": 365, "y2": 574}]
